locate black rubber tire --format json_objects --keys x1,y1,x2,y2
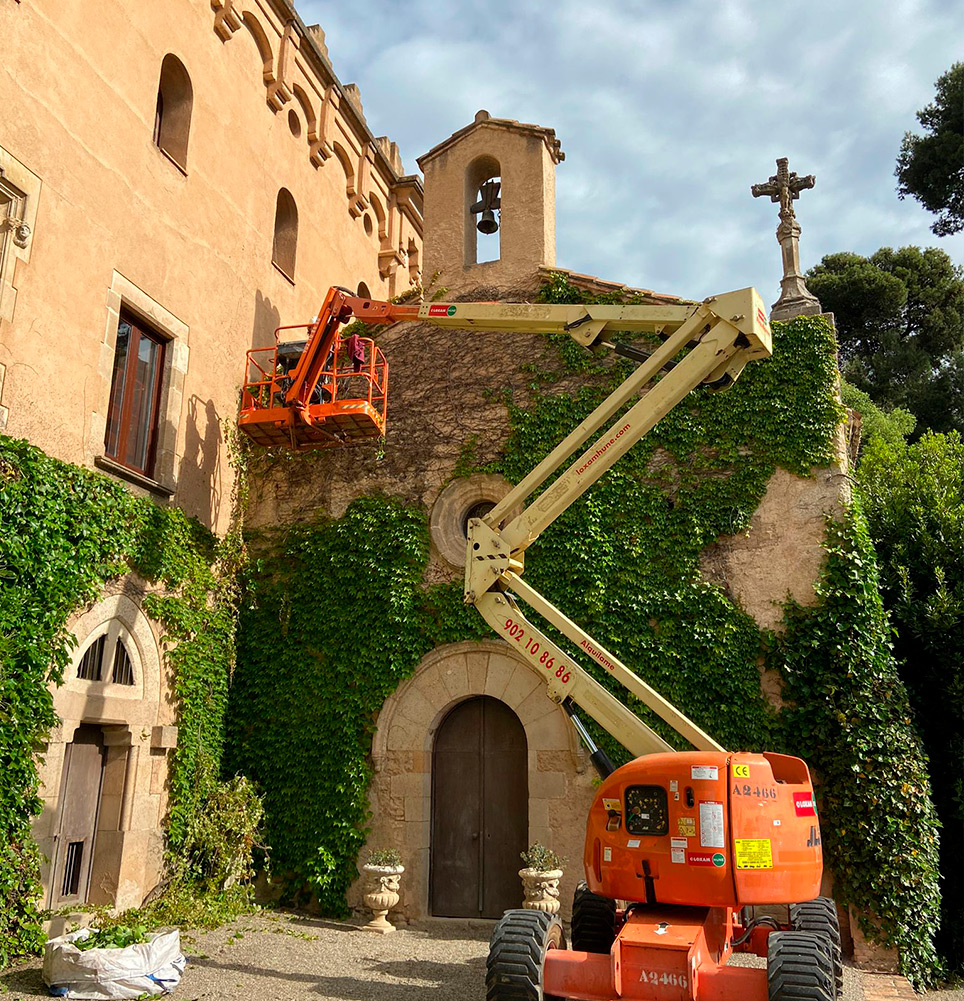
[
  {"x1": 790, "y1": 897, "x2": 844, "y2": 997},
  {"x1": 486, "y1": 909, "x2": 565, "y2": 1001},
  {"x1": 571, "y1": 880, "x2": 617, "y2": 954},
  {"x1": 767, "y1": 930, "x2": 836, "y2": 1001}
]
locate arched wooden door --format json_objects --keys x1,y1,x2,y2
[{"x1": 431, "y1": 696, "x2": 528, "y2": 917}]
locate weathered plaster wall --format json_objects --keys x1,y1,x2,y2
[
  {"x1": 0, "y1": 0, "x2": 421, "y2": 535},
  {"x1": 701, "y1": 454, "x2": 851, "y2": 632}
]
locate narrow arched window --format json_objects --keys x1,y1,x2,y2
[
  {"x1": 272, "y1": 188, "x2": 298, "y2": 279},
  {"x1": 75, "y1": 622, "x2": 136, "y2": 686},
  {"x1": 153, "y1": 55, "x2": 193, "y2": 171}
]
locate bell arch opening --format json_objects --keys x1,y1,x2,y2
[{"x1": 465, "y1": 155, "x2": 501, "y2": 266}]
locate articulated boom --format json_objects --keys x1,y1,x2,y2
[
  {"x1": 451, "y1": 288, "x2": 772, "y2": 757},
  {"x1": 239, "y1": 285, "x2": 771, "y2": 755}
]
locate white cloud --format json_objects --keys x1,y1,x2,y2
[{"x1": 300, "y1": 0, "x2": 964, "y2": 298}]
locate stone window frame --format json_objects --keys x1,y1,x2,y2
[
  {"x1": 0, "y1": 144, "x2": 41, "y2": 325},
  {"x1": 92, "y1": 273, "x2": 189, "y2": 496},
  {"x1": 430, "y1": 474, "x2": 520, "y2": 568},
  {"x1": 73, "y1": 618, "x2": 140, "y2": 693},
  {"x1": 65, "y1": 594, "x2": 162, "y2": 708}
]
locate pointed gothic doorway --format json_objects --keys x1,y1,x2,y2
[{"x1": 430, "y1": 696, "x2": 528, "y2": 917}]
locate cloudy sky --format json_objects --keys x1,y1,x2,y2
[{"x1": 298, "y1": 0, "x2": 961, "y2": 303}]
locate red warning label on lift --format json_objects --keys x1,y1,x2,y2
[
  {"x1": 793, "y1": 792, "x2": 816, "y2": 816},
  {"x1": 428, "y1": 304, "x2": 456, "y2": 316}
]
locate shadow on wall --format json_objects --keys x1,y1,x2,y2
[
  {"x1": 177, "y1": 290, "x2": 281, "y2": 530},
  {"x1": 252, "y1": 290, "x2": 281, "y2": 351},
  {"x1": 177, "y1": 395, "x2": 222, "y2": 530}
]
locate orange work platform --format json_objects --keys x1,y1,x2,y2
[{"x1": 238, "y1": 322, "x2": 389, "y2": 451}]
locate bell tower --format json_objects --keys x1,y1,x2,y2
[{"x1": 417, "y1": 111, "x2": 564, "y2": 293}]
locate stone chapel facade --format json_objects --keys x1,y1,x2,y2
[
  {"x1": 245, "y1": 113, "x2": 849, "y2": 922},
  {"x1": 3, "y1": 0, "x2": 848, "y2": 927}
]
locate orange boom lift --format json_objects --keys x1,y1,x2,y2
[
  {"x1": 238, "y1": 287, "x2": 416, "y2": 450},
  {"x1": 238, "y1": 286, "x2": 840, "y2": 1001}
]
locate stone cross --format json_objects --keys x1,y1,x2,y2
[{"x1": 751, "y1": 157, "x2": 822, "y2": 321}]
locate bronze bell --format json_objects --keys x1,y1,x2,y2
[
  {"x1": 471, "y1": 179, "x2": 501, "y2": 234},
  {"x1": 477, "y1": 208, "x2": 499, "y2": 235}
]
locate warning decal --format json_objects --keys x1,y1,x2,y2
[
  {"x1": 677, "y1": 817, "x2": 696, "y2": 838},
  {"x1": 427, "y1": 304, "x2": 457, "y2": 316},
  {"x1": 734, "y1": 838, "x2": 773, "y2": 869},
  {"x1": 793, "y1": 792, "x2": 816, "y2": 816},
  {"x1": 691, "y1": 765, "x2": 718, "y2": 781},
  {"x1": 699, "y1": 801, "x2": 725, "y2": 848}
]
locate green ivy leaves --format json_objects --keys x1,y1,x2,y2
[
  {"x1": 0, "y1": 435, "x2": 241, "y2": 966},
  {"x1": 776, "y1": 511, "x2": 941, "y2": 986}
]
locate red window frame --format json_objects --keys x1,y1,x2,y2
[{"x1": 104, "y1": 312, "x2": 166, "y2": 477}]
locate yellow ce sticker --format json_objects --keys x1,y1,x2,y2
[{"x1": 732, "y1": 763, "x2": 750, "y2": 779}]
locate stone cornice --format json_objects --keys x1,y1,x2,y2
[{"x1": 211, "y1": 0, "x2": 423, "y2": 230}]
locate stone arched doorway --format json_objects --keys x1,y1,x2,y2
[
  {"x1": 359, "y1": 640, "x2": 599, "y2": 921},
  {"x1": 430, "y1": 696, "x2": 527, "y2": 918}
]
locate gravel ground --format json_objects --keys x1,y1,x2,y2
[{"x1": 0, "y1": 910, "x2": 959, "y2": 1001}]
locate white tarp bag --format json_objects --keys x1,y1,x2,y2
[{"x1": 42, "y1": 927, "x2": 186, "y2": 999}]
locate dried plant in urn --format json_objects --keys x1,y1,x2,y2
[{"x1": 519, "y1": 843, "x2": 567, "y2": 915}]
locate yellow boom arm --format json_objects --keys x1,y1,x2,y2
[
  {"x1": 241, "y1": 285, "x2": 772, "y2": 759},
  {"x1": 418, "y1": 289, "x2": 772, "y2": 756}
]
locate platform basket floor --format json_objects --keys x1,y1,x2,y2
[{"x1": 239, "y1": 404, "x2": 384, "y2": 449}]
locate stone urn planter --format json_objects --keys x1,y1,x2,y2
[
  {"x1": 519, "y1": 866, "x2": 563, "y2": 914},
  {"x1": 361, "y1": 852, "x2": 404, "y2": 934},
  {"x1": 519, "y1": 843, "x2": 566, "y2": 915}
]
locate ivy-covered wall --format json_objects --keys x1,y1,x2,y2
[
  {"x1": 0, "y1": 436, "x2": 236, "y2": 965},
  {"x1": 232, "y1": 283, "x2": 941, "y2": 985},
  {"x1": 0, "y1": 280, "x2": 944, "y2": 986}
]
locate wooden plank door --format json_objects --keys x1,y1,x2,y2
[
  {"x1": 431, "y1": 696, "x2": 528, "y2": 917},
  {"x1": 50, "y1": 725, "x2": 105, "y2": 907}
]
